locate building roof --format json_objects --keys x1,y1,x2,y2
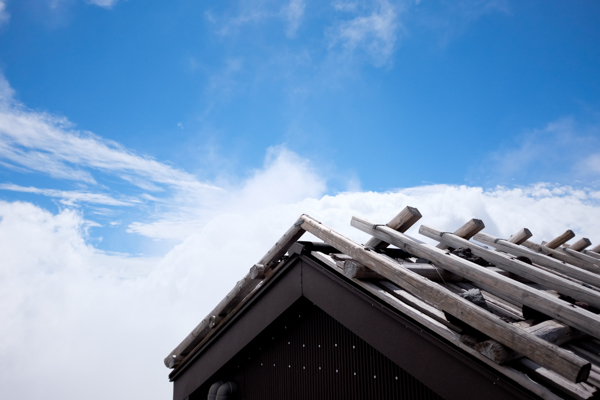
[{"x1": 165, "y1": 206, "x2": 600, "y2": 400}]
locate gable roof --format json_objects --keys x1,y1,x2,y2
[{"x1": 165, "y1": 206, "x2": 600, "y2": 400}]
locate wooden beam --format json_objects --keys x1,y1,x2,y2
[
  {"x1": 249, "y1": 264, "x2": 265, "y2": 280},
  {"x1": 359, "y1": 220, "x2": 600, "y2": 344},
  {"x1": 520, "y1": 240, "x2": 600, "y2": 275},
  {"x1": 436, "y1": 218, "x2": 485, "y2": 250},
  {"x1": 569, "y1": 238, "x2": 592, "y2": 252},
  {"x1": 310, "y1": 251, "x2": 575, "y2": 400},
  {"x1": 420, "y1": 226, "x2": 600, "y2": 309},
  {"x1": 590, "y1": 244, "x2": 600, "y2": 254},
  {"x1": 474, "y1": 232, "x2": 600, "y2": 288},
  {"x1": 302, "y1": 214, "x2": 590, "y2": 382},
  {"x1": 364, "y1": 206, "x2": 422, "y2": 249},
  {"x1": 164, "y1": 218, "x2": 306, "y2": 368},
  {"x1": 546, "y1": 230, "x2": 576, "y2": 249},
  {"x1": 507, "y1": 228, "x2": 533, "y2": 245}
]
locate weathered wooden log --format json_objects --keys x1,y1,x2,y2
[
  {"x1": 420, "y1": 226, "x2": 600, "y2": 309},
  {"x1": 249, "y1": 264, "x2": 265, "y2": 280},
  {"x1": 569, "y1": 238, "x2": 592, "y2": 252},
  {"x1": 583, "y1": 249, "x2": 600, "y2": 260},
  {"x1": 474, "y1": 232, "x2": 600, "y2": 288},
  {"x1": 364, "y1": 206, "x2": 421, "y2": 249},
  {"x1": 310, "y1": 251, "x2": 576, "y2": 400},
  {"x1": 436, "y1": 218, "x2": 485, "y2": 250},
  {"x1": 471, "y1": 320, "x2": 584, "y2": 364},
  {"x1": 546, "y1": 230, "x2": 576, "y2": 249},
  {"x1": 302, "y1": 214, "x2": 590, "y2": 382},
  {"x1": 164, "y1": 218, "x2": 306, "y2": 368},
  {"x1": 519, "y1": 359, "x2": 596, "y2": 400},
  {"x1": 507, "y1": 228, "x2": 533, "y2": 245},
  {"x1": 590, "y1": 244, "x2": 600, "y2": 254},
  {"x1": 520, "y1": 240, "x2": 600, "y2": 275},
  {"x1": 208, "y1": 315, "x2": 223, "y2": 329},
  {"x1": 343, "y1": 259, "x2": 384, "y2": 279}
]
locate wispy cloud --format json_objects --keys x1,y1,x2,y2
[
  {"x1": 0, "y1": 183, "x2": 135, "y2": 206},
  {"x1": 86, "y1": 0, "x2": 119, "y2": 9},
  {"x1": 328, "y1": 0, "x2": 401, "y2": 66},
  {"x1": 486, "y1": 117, "x2": 600, "y2": 186},
  {"x1": 211, "y1": 0, "x2": 306, "y2": 37},
  {"x1": 0, "y1": 1, "x2": 9, "y2": 26},
  {"x1": 0, "y1": 77, "x2": 222, "y2": 195}
]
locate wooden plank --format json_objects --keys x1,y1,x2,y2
[
  {"x1": 164, "y1": 218, "x2": 306, "y2": 368},
  {"x1": 436, "y1": 218, "x2": 485, "y2": 250},
  {"x1": 420, "y1": 226, "x2": 600, "y2": 309},
  {"x1": 364, "y1": 206, "x2": 422, "y2": 249},
  {"x1": 570, "y1": 238, "x2": 592, "y2": 252},
  {"x1": 303, "y1": 214, "x2": 590, "y2": 382},
  {"x1": 508, "y1": 228, "x2": 533, "y2": 245},
  {"x1": 474, "y1": 232, "x2": 600, "y2": 288},
  {"x1": 519, "y1": 240, "x2": 600, "y2": 275},
  {"x1": 547, "y1": 230, "x2": 576, "y2": 249},
  {"x1": 309, "y1": 251, "x2": 569, "y2": 400}
]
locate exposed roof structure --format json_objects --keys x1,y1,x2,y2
[{"x1": 165, "y1": 206, "x2": 600, "y2": 400}]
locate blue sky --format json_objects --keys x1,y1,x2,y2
[
  {"x1": 2, "y1": 1, "x2": 600, "y2": 399},
  {"x1": 1, "y1": 0, "x2": 600, "y2": 256}
]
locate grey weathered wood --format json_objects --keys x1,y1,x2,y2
[
  {"x1": 420, "y1": 226, "x2": 600, "y2": 309},
  {"x1": 302, "y1": 214, "x2": 590, "y2": 382},
  {"x1": 364, "y1": 206, "x2": 422, "y2": 249},
  {"x1": 546, "y1": 230, "x2": 576, "y2": 249},
  {"x1": 590, "y1": 244, "x2": 600, "y2": 254},
  {"x1": 475, "y1": 232, "x2": 600, "y2": 288},
  {"x1": 310, "y1": 251, "x2": 573, "y2": 400},
  {"x1": 164, "y1": 218, "x2": 306, "y2": 368},
  {"x1": 569, "y1": 238, "x2": 592, "y2": 252},
  {"x1": 472, "y1": 320, "x2": 583, "y2": 364},
  {"x1": 436, "y1": 218, "x2": 485, "y2": 250},
  {"x1": 208, "y1": 315, "x2": 223, "y2": 329},
  {"x1": 583, "y1": 249, "x2": 600, "y2": 260},
  {"x1": 519, "y1": 358, "x2": 596, "y2": 400},
  {"x1": 520, "y1": 240, "x2": 600, "y2": 275},
  {"x1": 508, "y1": 228, "x2": 533, "y2": 245},
  {"x1": 343, "y1": 259, "x2": 384, "y2": 279},
  {"x1": 249, "y1": 264, "x2": 265, "y2": 280}
]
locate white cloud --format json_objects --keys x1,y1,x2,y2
[
  {"x1": 487, "y1": 117, "x2": 600, "y2": 185},
  {"x1": 3, "y1": 147, "x2": 600, "y2": 400},
  {"x1": 86, "y1": 0, "x2": 119, "y2": 8},
  {"x1": 0, "y1": 1, "x2": 9, "y2": 26},
  {"x1": 0, "y1": 183, "x2": 136, "y2": 206},
  {"x1": 328, "y1": 0, "x2": 401, "y2": 66},
  {"x1": 284, "y1": 0, "x2": 305, "y2": 37}
]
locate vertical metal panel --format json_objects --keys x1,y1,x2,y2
[{"x1": 193, "y1": 299, "x2": 444, "y2": 400}]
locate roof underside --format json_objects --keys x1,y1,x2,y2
[{"x1": 165, "y1": 206, "x2": 600, "y2": 400}]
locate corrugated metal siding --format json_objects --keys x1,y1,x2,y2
[{"x1": 194, "y1": 299, "x2": 444, "y2": 400}]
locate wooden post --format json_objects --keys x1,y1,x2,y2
[
  {"x1": 436, "y1": 218, "x2": 485, "y2": 250},
  {"x1": 364, "y1": 206, "x2": 422, "y2": 249},
  {"x1": 507, "y1": 228, "x2": 533, "y2": 245},
  {"x1": 546, "y1": 230, "x2": 576, "y2": 249},
  {"x1": 420, "y1": 225, "x2": 600, "y2": 309},
  {"x1": 302, "y1": 214, "x2": 590, "y2": 382},
  {"x1": 568, "y1": 238, "x2": 592, "y2": 252}
]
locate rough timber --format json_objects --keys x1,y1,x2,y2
[{"x1": 165, "y1": 206, "x2": 600, "y2": 399}]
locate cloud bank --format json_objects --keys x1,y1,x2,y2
[{"x1": 2, "y1": 166, "x2": 600, "y2": 400}]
